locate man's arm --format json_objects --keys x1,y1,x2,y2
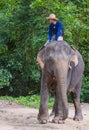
[
  {"x1": 55, "y1": 22, "x2": 63, "y2": 41},
  {"x1": 48, "y1": 24, "x2": 52, "y2": 42}
]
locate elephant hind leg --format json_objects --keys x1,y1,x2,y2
[{"x1": 71, "y1": 80, "x2": 83, "y2": 121}]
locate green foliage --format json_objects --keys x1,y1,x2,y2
[
  {"x1": 0, "y1": 69, "x2": 12, "y2": 89},
  {"x1": 81, "y1": 76, "x2": 89, "y2": 102},
  {"x1": 0, "y1": 95, "x2": 54, "y2": 108},
  {"x1": 16, "y1": 95, "x2": 40, "y2": 108},
  {"x1": 0, "y1": 0, "x2": 88, "y2": 102}
]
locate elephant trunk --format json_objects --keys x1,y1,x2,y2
[{"x1": 55, "y1": 62, "x2": 68, "y2": 120}]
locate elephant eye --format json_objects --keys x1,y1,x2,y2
[
  {"x1": 64, "y1": 47, "x2": 70, "y2": 55},
  {"x1": 63, "y1": 47, "x2": 68, "y2": 53}
]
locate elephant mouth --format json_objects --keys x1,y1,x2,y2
[
  {"x1": 51, "y1": 78, "x2": 57, "y2": 92},
  {"x1": 46, "y1": 69, "x2": 57, "y2": 92}
]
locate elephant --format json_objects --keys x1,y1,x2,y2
[{"x1": 37, "y1": 40, "x2": 84, "y2": 124}]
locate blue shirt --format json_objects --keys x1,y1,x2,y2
[{"x1": 48, "y1": 21, "x2": 64, "y2": 41}]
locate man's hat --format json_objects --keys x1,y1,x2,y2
[{"x1": 46, "y1": 14, "x2": 58, "y2": 21}]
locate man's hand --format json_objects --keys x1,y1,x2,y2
[{"x1": 57, "y1": 36, "x2": 63, "y2": 41}]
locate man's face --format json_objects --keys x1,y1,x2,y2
[{"x1": 49, "y1": 19, "x2": 55, "y2": 24}]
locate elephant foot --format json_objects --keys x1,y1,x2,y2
[
  {"x1": 52, "y1": 116, "x2": 65, "y2": 124},
  {"x1": 73, "y1": 113, "x2": 83, "y2": 121},
  {"x1": 48, "y1": 112, "x2": 55, "y2": 122},
  {"x1": 39, "y1": 119, "x2": 47, "y2": 124},
  {"x1": 38, "y1": 114, "x2": 48, "y2": 124}
]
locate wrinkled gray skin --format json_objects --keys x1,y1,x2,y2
[{"x1": 37, "y1": 41, "x2": 84, "y2": 124}]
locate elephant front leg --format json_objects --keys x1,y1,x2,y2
[
  {"x1": 52, "y1": 93, "x2": 64, "y2": 124},
  {"x1": 38, "y1": 70, "x2": 49, "y2": 124},
  {"x1": 52, "y1": 76, "x2": 68, "y2": 123},
  {"x1": 49, "y1": 96, "x2": 65, "y2": 124},
  {"x1": 38, "y1": 89, "x2": 49, "y2": 124},
  {"x1": 71, "y1": 80, "x2": 83, "y2": 121}
]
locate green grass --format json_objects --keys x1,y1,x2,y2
[{"x1": 0, "y1": 95, "x2": 54, "y2": 109}]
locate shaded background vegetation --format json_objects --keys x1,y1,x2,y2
[{"x1": 0, "y1": 0, "x2": 88, "y2": 102}]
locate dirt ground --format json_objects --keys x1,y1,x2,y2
[{"x1": 0, "y1": 100, "x2": 89, "y2": 130}]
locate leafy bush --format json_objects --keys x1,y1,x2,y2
[
  {"x1": 81, "y1": 76, "x2": 89, "y2": 102},
  {"x1": 0, "y1": 69, "x2": 12, "y2": 89}
]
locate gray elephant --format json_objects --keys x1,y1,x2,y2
[{"x1": 37, "y1": 41, "x2": 84, "y2": 124}]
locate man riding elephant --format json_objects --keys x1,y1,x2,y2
[
  {"x1": 37, "y1": 14, "x2": 84, "y2": 124},
  {"x1": 37, "y1": 14, "x2": 64, "y2": 68}
]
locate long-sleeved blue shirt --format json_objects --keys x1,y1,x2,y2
[{"x1": 48, "y1": 21, "x2": 63, "y2": 41}]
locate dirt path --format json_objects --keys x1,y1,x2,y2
[{"x1": 0, "y1": 100, "x2": 89, "y2": 130}]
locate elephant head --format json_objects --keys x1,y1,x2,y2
[{"x1": 45, "y1": 41, "x2": 78, "y2": 69}]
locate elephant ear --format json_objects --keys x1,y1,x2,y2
[
  {"x1": 37, "y1": 48, "x2": 45, "y2": 69},
  {"x1": 69, "y1": 54, "x2": 78, "y2": 69},
  {"x1": 68, "y1": 46, "x2": 79, "y2": 69},
  {"x1": 70, "y1": 54, "x2": 78, "y2": 66}
]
